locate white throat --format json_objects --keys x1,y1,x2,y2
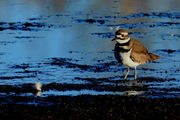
[{"x1": 116, "y1": 37, "x2": 130, "y2": 44}]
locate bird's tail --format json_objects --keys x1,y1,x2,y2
[{"x1": 149, "y1": 53, "x2": 160, "y2": 61}]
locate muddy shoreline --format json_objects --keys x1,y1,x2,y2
[{"x1": 0, "y1": 95, "x2": 179, "y2": 120}]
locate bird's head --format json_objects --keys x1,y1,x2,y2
[{"x1": 112, "y1": 29, "x2": 130, "y2": 42}]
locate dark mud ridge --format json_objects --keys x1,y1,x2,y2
[
  {"x1": 75, "y1": 18, "x2": 108, "y2": 24},
  {"x1": 0, "y1": 22, "x2": 70, "y2": 31},
  {"x1": 0, "y1": 95, "x2": 179, "y2": 120},
  {"x1": 0, "y1": 80, "x2": 180, "y2": 120}
]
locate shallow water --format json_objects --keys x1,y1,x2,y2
[{"x1": 0, "y1": 0, "x2": 180, "y2": 103}]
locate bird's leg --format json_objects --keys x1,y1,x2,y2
[
  {"x1": 124, "y1": 67, "x2": 130, "y2": 80},
  {"x1": 134, "y1": 67, "x2": 137, "y2": 80}
]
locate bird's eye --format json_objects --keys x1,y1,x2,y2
[{"x1": 121, "y1": 34, "x2": 125, "y2": 37}]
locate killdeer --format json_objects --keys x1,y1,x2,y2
[{"x1": 112, "y1": 29, "x2": 160, "y2": 80}]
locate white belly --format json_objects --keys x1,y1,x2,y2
[{"x1": 120, "y1": 50, "x2": 139, "y2": 68}]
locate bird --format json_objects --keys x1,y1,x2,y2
[{"x1": 112, "y1": 29, "x2": 160, "y2": 80}]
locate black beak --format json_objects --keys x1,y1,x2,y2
[{"x1": 112, "y1": 38, "x2": 116, "y2": 41}]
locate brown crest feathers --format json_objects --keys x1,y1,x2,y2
[{"x1": 115, "y1": 29, "x2": 128, "y2": 35}]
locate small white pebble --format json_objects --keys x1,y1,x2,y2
[{"x1": 35, "y1": 82, "x2": 42, "y2": 91}]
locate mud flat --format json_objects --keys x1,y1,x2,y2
[{"x1": 0, "y1": 95, "x2": 179, "y2": 120}]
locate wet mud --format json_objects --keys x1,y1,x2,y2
[
  {"x1": 0, "y1": 22, "x2": 70, "y2": 32},
  {"x1": 0, "y1": 96, "x2": 180, "y2": 120},
  {"x1": 0, "y1": 55, "x2": 179, "y2": 119},
  {"x1": 75, "y1": 19, "x2": 107, "y2": 24},
  {"x1": 0, "y1": 22, "x2": 47, "y2": 31}
]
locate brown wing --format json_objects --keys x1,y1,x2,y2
[{"x1": 130, "y1": 39, "x2": 158, "y2": 64}]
